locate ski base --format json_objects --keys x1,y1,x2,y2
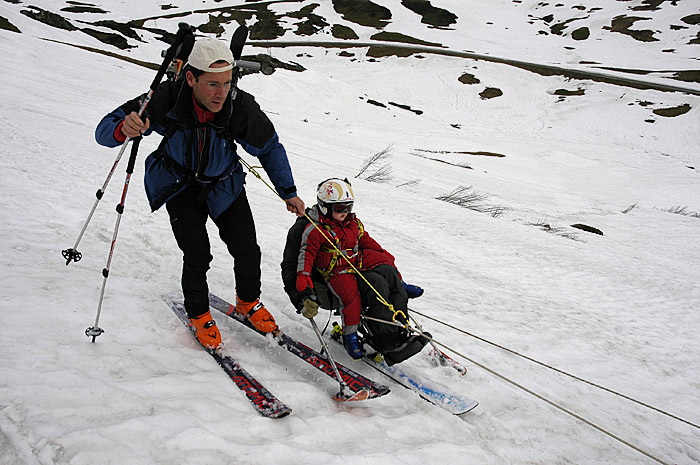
[{"x1": 168, "y1": 298, "x2": 292, "y2": 419}]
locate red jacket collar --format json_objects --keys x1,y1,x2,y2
[{"x1": 192, "y1": 93, "x2": 215, "y2": 123}]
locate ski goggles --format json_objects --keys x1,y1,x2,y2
[{"x1": 332, "y1": 202, "x2": 353, "y2": 213}]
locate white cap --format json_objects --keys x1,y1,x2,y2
[{"x1": 187, "y1": 38, "x2": 234, "y2": 73}]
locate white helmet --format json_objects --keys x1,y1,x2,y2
[{"x1": 317, "y1": 178, "x2": 354, "y2": 216}]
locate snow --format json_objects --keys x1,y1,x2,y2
[{"x1": 0, "y1": 1, "x2": 699, "y2": 464}]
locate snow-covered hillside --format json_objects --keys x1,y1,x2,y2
[{"x1": 0, "y1": 1, "x2": 699, "y2": 464}]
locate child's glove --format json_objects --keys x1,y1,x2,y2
[
  {"x1": 296, "y1": 273, "x2": 319, "y2": 318},
  {"x1": 296, "y1": 272, "x2": 314, "y2": 292}
]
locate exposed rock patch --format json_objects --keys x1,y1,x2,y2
[
  {"x1": 604, "y1": 15, "x2": 659, "y2": 42},
  {"x1": 458, "y1": 72, "x2": 480, "y2": 85},
  {"x1": 332, "y1": 24, "x2": 359, "y2": 39},
  {"x1": 400, "y1": 0, "x2": 457, "y2": 28},
  {"x1": 479, "y1": 87, "x2": 503, "y2": 99},
  {"x1": 21, "y1": 6, "x2": 78, "y2": 31},
  {"x1": 331, "y1": 0, "x2": 391, "y2": 28},
  {"x1": 653, "y1": 104, "x2": 691, "y2": 117},
  {"x1": 370, "y1": 31, "x2": 443, "y2": 47},
  {"x1": 681, "y1": 14, "x2": 700, "y2": 25},
  {"x1": 289, "y1": 4, "x2": 329, "y2": 36},
  {"x1": 0, "y1": 15, "x2": 20, "y2": 33},
  {"x1": 571, "y1": 224, "x2": 603, "y2": 235},
  {"x1": 571, "y1": 26, "x2": 590, "y2": 40}
]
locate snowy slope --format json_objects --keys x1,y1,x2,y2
[{"x1": 0, "y1": 1, "x2": 699, "y2": 464}]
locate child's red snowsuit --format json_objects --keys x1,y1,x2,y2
[{"x1": 296, "y1": 208, "x2": 396, "y2": 334}]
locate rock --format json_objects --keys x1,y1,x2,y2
[{"x1": 571, "y1": 27, "x2": 590, "y2": 40}]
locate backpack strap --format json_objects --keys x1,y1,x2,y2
[{"x1": 153, "y1": 119, "x2": 238, "y2": 204}]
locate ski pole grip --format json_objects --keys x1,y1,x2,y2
[
  {"x1": 150, "y1": 23, "x2": 192, "y2": 91},
  {"x1": 176, "y1": 32, "x2": 195, "y2": 62},
  {"x1": 233, "y1": 60, "x2": 262, "y2": 71},
  {"x1": 174, "y1": 22, "x2": 195, "y2": 63},
  {"x1": 126, "y1": 137, "x2": 142, "y2": 174}
]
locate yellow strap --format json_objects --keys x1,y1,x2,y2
[
  {"x1": 356, "y1": 217, "x2": 365, "y2": 239},
  {"x1": 392, "y1": 309, "x2": 407, "y2": 323}
]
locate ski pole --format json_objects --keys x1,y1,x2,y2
[
  {"x1": 408, "y1": 313, "x2": 467, "y2": 375},
  {"x1": 86, "y1": 136, "x2": 141, "y2": 342},
  {"x1": 62, "y1": 138, "x2": 132, "y2": 266},
  {"x1": 83, "y1": 23, "x2": 193, "y2": 341},
  {"x1": 164, "y1": 23, "x2": 196, "y2": 81},
  {"x1": 63, "y1": 22, "x2": 194, "y2": 266},
  {"x1": 308, "y1": 318, "x2": 354, "y2": 400}
]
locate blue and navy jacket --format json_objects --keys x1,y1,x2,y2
[{"x1": 95, "y1": 79, "x2": 297, "y2": 219}]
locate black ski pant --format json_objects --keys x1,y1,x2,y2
[
  {"x1": 166, "y1": 183, "x2": 261, "y2": 319},
  {"x1": 358, "y1": 264, "x2": 410, "y2": 352}
]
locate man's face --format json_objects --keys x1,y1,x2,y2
[{"x1": 186, "y1": 62, "x2": 233, "y2": 113}]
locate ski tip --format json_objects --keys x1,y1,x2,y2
[
  {"x1": 455, "y1": 401, "x2": 479, "y2": 418},
  {"x1": 269, "y1": 407, "x2": 293, "y2": 419},
  {"x1": 366, "y1": 385, "x2": 391, "y2": 399},
  {"x1": 428, "y1": 348, "x2": 468, "y2": 376},
  {"x1": 205, "y1": 345, "x2": 225, "y2": 356},
  {"x1": 332, "y1": 389, "x2": 371, "y2": 402}
]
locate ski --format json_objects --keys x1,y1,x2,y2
[
  {"x1": 428, "y1": 347, "x2": 468, "y2": 376},
  {"x1": 208, "y1": 293, "x2": 390, "y2": 400},
  {"x1": 408, "y1": 307, "x2": 468, "y2": 376},
  {"x1": 229, "y1": 24, "x2": 248, "y2": 60},
  {"x1": 328, "y1": 327, "x2": 478, "y2": 416},
  {"x1": 361, "y1": 354, "x2": 478, "y2": 417},
  {"x1": 168, "y1": 298, "x2": 292, "y2": 419}
]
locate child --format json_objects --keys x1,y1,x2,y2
[{"x1": 295, "y1": 178, "x2": 429, "y2": 362}]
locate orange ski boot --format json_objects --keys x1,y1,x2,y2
[
  {"x1": 189, "y1": 310, "x2": 222, "y2": 350},
  {"x1": 235, "y1": 296, "x2": 278, "y2": 334}
]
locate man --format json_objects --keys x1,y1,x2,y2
[{"x1": 96, "y1": 37, "x2": 305, "y2": 350}]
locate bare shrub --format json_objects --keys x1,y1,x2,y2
[
  {"x1": 396, "y1": 179, "x2": 421, "y2": 188},
  {"x1": 660, "y1": 206, "x2": 700, "y2": 218},
  {"x1": 436, "y1": 186, "x2": 506, "y2": 218},
  {"x1": 356, "y1": 145, "x2": 393, "y2": 183},
  {"x1": 410, "y1": 151, "x2": 473, "y2": 170},
  {"x1": 526, "y1": 220, "x2": 580, "y2": 240},
  {"x1": 622, "y1": 203, "x2": 638, "y2": 214}
]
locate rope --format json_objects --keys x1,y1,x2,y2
[
  {"x1": 239, "y1": 157, "x2": 673, "y2": 463},
  {"x1": 409, "y1": 308, "x2": 700, "y2": 431},
  {"x1": 362, "y1": 315, "x2": 671, "y2": 465},
  {"x1": 238, "y1": 157, "x2": 406, "y2": 324}
]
